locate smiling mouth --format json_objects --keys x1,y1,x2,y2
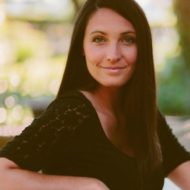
[{"x1": 99, "y1": 65, "x2": 128, "y2": 70}]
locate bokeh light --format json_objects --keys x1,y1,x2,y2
[
  {"x1": 0, "y1": 108, "x2": 7, "y2": 123},
  {"x1": 0, "y1": 79, "x2": 8, "y2": 94},
  {"x1": 5, "y1": 96, "x2": 16, "y2": 108}
]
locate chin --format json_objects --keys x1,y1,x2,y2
[{"x1": 101, "y1": 81, "x2": 127, "y2": 88}]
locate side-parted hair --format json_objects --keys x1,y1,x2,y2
[{"x1": 57, "y1": 0, "x2": 162, "y2": 183}]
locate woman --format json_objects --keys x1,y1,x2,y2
[{"x1": 0, "y1": 0, "x2": 189, "y2": 189}]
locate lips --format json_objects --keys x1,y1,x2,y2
[{"x1": 98, "y1": 65, "x2": 128, "y2": 70}]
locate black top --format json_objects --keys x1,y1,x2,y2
[{"x1": 0, "y1": 91, "x2": 189, "y2": 190}]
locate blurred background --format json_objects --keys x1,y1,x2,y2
[
  {"x1": 0, "y1": 0, "x2": 190, "y2": 146},
  {"x1": 0, "y1": 0, "x2": 190, "y2": 188}
]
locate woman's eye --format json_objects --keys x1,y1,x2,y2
[
  {"x1": 92, "y1": 36, "x2": 106, "y2": 43},
  {"x1": 122, "y1": 36, "x2": 136, "y2": 45}
]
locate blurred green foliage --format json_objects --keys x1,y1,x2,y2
[
  {"x1": 16, "y1": 46, "x2": 34, "y2": 63},
  {"x1": 157, "y1": 55, "x2": 190, "y2": 115}
]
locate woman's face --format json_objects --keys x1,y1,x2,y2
[{"x1": 83, "y1": 8, "x2": 137, "y2": 88}]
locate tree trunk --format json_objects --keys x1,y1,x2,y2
[
  {"x1": 71, "y1": 0, "x2": 83, "y2": 19},
  {"x1": 173, "y1": 0, "x2": 190, "y2": 71},
  {"x1": 72, "y1": 0, "x2": 81, "y2": 11}
]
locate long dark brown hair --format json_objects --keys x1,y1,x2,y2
[{"x1": 57, "y1": 0, "x2": 162, "y2": 184}]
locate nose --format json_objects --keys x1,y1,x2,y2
[{"x1": 106, "y1": 43, "x2": 121, "y2": 63}]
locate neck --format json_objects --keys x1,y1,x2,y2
[{"x1": 91, "y1": 86, "x2": 122, "y2": 114}]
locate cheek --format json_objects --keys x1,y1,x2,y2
[
  {"x1": 84, "y1": 46, "x2": 104, "y2": 64},
  {"x1": 131, "y1": 47, "x2": 138, "y2": 64},
  {"x1": 124, "y1": 46, "x2": 138, "y2": 65}
]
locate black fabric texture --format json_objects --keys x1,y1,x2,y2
[{"x1": 0, "y1": 91, "x2": 189, "y2": 190}]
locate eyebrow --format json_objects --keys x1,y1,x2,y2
[{"x1": 90, "y1": 30, "x2": 136, "y2": 36}]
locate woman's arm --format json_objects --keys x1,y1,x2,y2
[
  {"x1": 168, "y1": 160, "x2": 190, "y2": 190},
  {"x1": 0, "y1": 158, "x2": 110, "y2": 190}
]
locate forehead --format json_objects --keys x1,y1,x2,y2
[{"x1": 85, "y1": 8, "x2": 135, "y2": 33}]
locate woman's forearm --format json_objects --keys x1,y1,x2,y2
[
  {"x1": 168, "y1": 161, "x2": 190, "y2": 190},
  {"x1": 0, "y1": 158, "x2": 110, "y2": 190}
]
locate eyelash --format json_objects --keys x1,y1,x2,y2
[
  {"x1": 92, "y1": 36, "x2": 107, "y2": 43},
  {"x1": 121, "y1": 36, "x2": 136, "y2": 45},
  {"x1": 91, "y1": 35, "x2": 136, "y2": 45}
]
